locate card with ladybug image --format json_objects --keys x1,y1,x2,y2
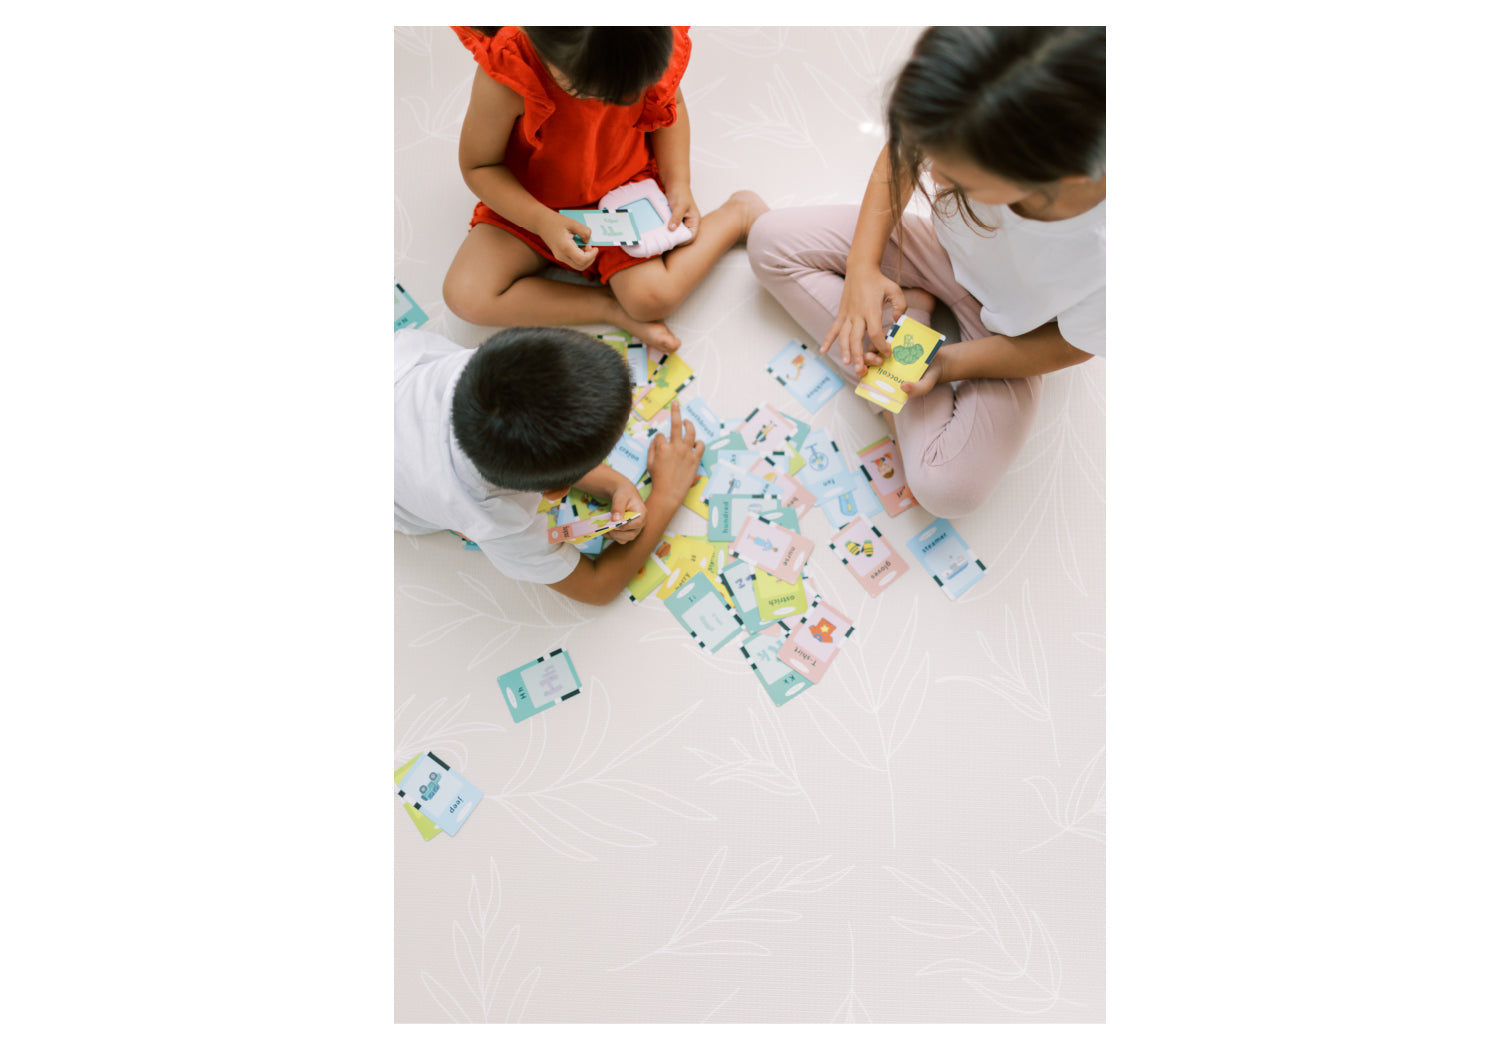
[
  {"x1": 729, "y1": 513, "x2": 815, "y2": 584},
  {"x1": 829, "y1": 517, "x2": 910, "y2": 597},
  {"x1": 776, "y1": 595, "x2": 855, "y2": 684},
  {"x1": 854, "y1": 313, "x2": 946, "y2": 413},
  {"x1": 395, "y1": 751, "x2": 484, "y2": 836},
  {"x1": 856, "y1": 436, "x2": 917, "y2": 516}
]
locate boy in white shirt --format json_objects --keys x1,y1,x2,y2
[{"x1": 395, "y1": 325, "x2": 704, "y2": 605}]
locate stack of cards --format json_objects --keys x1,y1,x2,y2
[
  {"x1": 497, "y1": 649, "x2": 584, "y2": 722},
  {"x1": 394, "y1": 752, "x2": 483, "y2": 837},
  {"x1": 855, "y1": 314, "x2": 946, "y2": 413},
  {"x1": 905, "y1": 518, "x2": 988, "y2": 599},
  {"x1": 561, "y1": 208, "x2": 641, "y2": 247}
]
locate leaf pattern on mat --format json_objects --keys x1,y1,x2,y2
[{"x1": 420, "y1": 858, "x2": 541, "y2": 1023}]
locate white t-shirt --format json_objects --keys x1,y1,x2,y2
[
  {"x1": 394, "y1": 328, "x2": 580, "y2": 586},
  {"x1": 933, "y1": 196, "x2": 1106, "y2": 356}
]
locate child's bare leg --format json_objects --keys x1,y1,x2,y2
[
  {"x1": 443, "y1": 224, "x2": 680, "y2": 349},
  {"x1": 609, "y1": 191, "x2": 769, "y2": 322}
]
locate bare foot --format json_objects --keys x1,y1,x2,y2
[
  {"x1": 725, "y1": 190, "x2": 770, "y2": 245},
  {"x1": 902, "y1": 287, "x2": 937, "y2": 322},
  {"x1": 611, "y1": 307, "x2": 680, "y2": 352}
]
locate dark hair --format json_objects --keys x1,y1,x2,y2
[
  {"x1": 887, "y1": 27, "x2": 1105, "y2": 231},
  {"x1": 517, "y1": 26, "x2": 674, "y2": 105},
  {"x1": 451, "y1": 327, "x2": 632, "y2": 493}
]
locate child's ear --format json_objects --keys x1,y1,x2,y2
[{"x1": 541, "y1": 486, "x2": 571, "y2": 501}]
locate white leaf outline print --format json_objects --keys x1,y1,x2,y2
[
  {"x1": 419, "y1": 858, "x2": 541, "y2": 1023},
  {"x1": 612, "y1": 847, "x2": 852, "y2": 969},
  {"x1": 711, "y1": 64, "x2": 828, "y2": 168},
  {"x1": 886, "y1": 861, "x2": 1076, "y2": 1016},
  {"x1": 831, "y1": 922, "x2": 874, "y2": 1022},
  {"x1": 938, "y1": 580, "x2": 1061, "y2": 763},
  {"x1": 397, "y1": 569, "x2": 592, "y2": 672},
  {"x1": 492, "y1": 679, "x2": 713, "y2": 862},
  {"x1": 1021, "y1": 746, "x2": 1105, "y2": 853},
  {"x1": 684, "y1": 694, "x2": 821, "y2": 823}
]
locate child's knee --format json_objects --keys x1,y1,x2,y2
[
  {"x1": 746, "y1": 209, "x2": 795, "y2": 281},
  {"x1": 906, "y1": 462, "x2": 993, "y2": 520},
  {"x1": 613, "y1": 279, "x2": 677, "y2": 322},
  {"x1": 442, "y1": 264, "x2": 503, "y2": 323}
]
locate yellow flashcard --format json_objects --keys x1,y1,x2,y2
[
  {"x1": 854, "y1": 314, "x2": 946, "y2": 413},
  {"x1": 681, "y1": 474, "x2": 711, "y2": 519},
  {"x1": 395, "y1": 754, "x2": 443, "y2": 841},
  {"x1": 633, "y1": 351, "x2": 694, "y2": 419},
  {"x1": 626, "y1": 555, "x2": 668, "y2": 604}
]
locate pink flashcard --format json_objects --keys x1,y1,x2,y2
[
  {"x1": 856, "y1": 436, "x2": 917, "y2": 516},
  {"x1": 736, "y1": 402, "x2": 798, "y2": 454},
  {"x1": 829, "y1": 517, "x2": 909, "y2": 596},
  {"x1": 729, "y1": 514, "x2": 815, "y2": 584},
  {"x1": 776, "y1": 595, "x2": 856, "y2": 684}
]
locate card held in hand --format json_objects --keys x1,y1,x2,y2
[{"x1": 854, "y1": 314, "x2": 946, "y2": 413}]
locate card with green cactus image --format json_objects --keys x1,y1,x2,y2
[{"x1": 854, "y1": 314, "x2": 946, "y2": 413}]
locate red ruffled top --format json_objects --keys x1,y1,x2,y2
[{"x1": 452, "y1": 26, "x2": 692, "y2": 209}]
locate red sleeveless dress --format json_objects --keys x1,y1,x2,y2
[{"x1": 452, "y1": 26, "x2": 692, "y2": 283}]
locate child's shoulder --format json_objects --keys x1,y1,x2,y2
[{"x1": 451, "y1": 27, "x2": 547, "y2": 97}]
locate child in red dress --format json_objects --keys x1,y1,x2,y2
[{"x1": 442, "y1": 27, "x2": 767, "y2": 350}]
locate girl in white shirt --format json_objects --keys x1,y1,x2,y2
[{"x1": 748, "y1": 26, "x2": 1104, "y2": 518}]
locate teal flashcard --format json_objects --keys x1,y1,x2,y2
[
  {"x1": 718, "y1": 558, "x2": 772, "y2": 635},
  {"x1": 701, "y1": 430, "x2": 749, "y2": 473},
  {"x1": 707, "y1": 493, "x2": 782, "y2": 543},
  {"x1": 740, "y1": 631, "x2": 813, "y2": 706},
  {"x1": 779, "y1": 410, "x2": 813, "y2": 451},
  {"x1": 497, "y1": 649, "x2": 583, "y2": 722},
  {"x1": 767, "y1": 339, "x2": 843, "y2": 415},
  {"x1": 663, "y1": 571, "x2": 744, "y2": 653},
  {"x1": 905, "y1": 518, "x2": 987, "y2": 599},
  {"x1": 561, "y1": 208, "x2": 641, "y2": 247},
  {"x1": 395, "y1": 752, "x2": 482, "y2": 836},
  {"x1": 395, "y1": 282, "x2": 427, "y2": 331}
]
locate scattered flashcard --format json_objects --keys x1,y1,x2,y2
[
  {"x1": 857, "y1": 436, "x2": 917, "y2": 515},
  {"x1": 719, "y1": 558, "x2": 773, "y2": 635},
  {"x1": 855, "y1": 313, "x2": 946, "y2": 413},
  {"x1": 680, "y1": 474, "x2": 712, "y2": 519},
  {"x1": 681, "y1": 396, "x2": 725, "y2": 439},
  {"x1": 779, "y1": 410, "x2": 813, "y2": 451},
  {"x1": 664, "y1": 571, "x2": 745, "y2": 653},
  {"x1": 497, "y1": 648, "x2": 583, "y2": 722},
  {"x1": 755, "y1": 504, "x2": 801, "y2": 533},
  {"x1": 777, "y1": 596, "x2": 856, "y2": 685},
  {"x1": 730, "y1": 514, "x2": 815, "y2": 584},
  {"x1": 701, "y1": 430, "x2": 748, "y2": 472},
  {"x1": 654, "y1": 535, "x2": 728, "y2": 602},
  {"x1": 634, "y1": 350, "x2": 693, "y2": 419},
  {"x1": 394, "y1": 753, "x2": 442, "y2": 841},
  {"x1": 766, "y1": 470, "x2": 818, "y2": 518},
  {"x1": 737, "y1": 403, "x2": 799, "y2": 453},
  {"x1": 395, "y1": 283, "x2": 427, "y2": 331},
  {"x1": 767, "y1": 339, "x2": 843, "y2": 414},
  {"x1": 547, "y1": 510, "x2": 640, "y2": 545},
  {"x1": 829, "y1": 517, "x2": 909, "y2": 597},
  {"x1": 448, "y1": 529, "x2": 481, "y2": 552},
  {"x1": 561, "y1": 208, "x2": 641, "y2": 246},
  {"x1": 751, "y1": 567, "x2": 809, "y2": 621},
  {"x1": 607, "y1": 432, "x2": 650, "y2": 486},
  {"x1": 740, "y1": 631, "x2": 814, "y2": 707},
  {"x1": 905, "y1": 517, "x2": 988, "y2": 599},
  {"x1": 817, "y1": 471, "x2": 883, "y2": 530},
  {"x1": 798, "y1": 429, "x2": 850, "y2": 499},
  {"x1": 707, "y1": 493, "x2": 782, "y2": 543},
  {"x1": 395, "y1": 752, "x2": 482, "y2": 836},
  {"x1": 626, "y1": 555, "x2": 668, "y2": 604},
  {"x1": 703, "y1": 460, "x2": 776, "y2": 502}
]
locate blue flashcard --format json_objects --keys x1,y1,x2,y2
[
  {"x1": 619, "y1": 196, "x2": 665, "y2": 233},
  {"x1": 623, "y1": 340, "x2": 650, "y2": 386},
  {"x1": 798, "y1": 429, "x2": 850, "y2": 499},
  {"x1": 561, "y1": 208, "x2": 641, "y2": 246},
  {"x1": 905, "y1": 518, "x2": 988, "y2": 600},
  {"x1": 395, "y1": 752, "x2": 482, "y2": 836},
  {"x1": 497, "y1": 649, "x2": 584, "y2": 722},
  {"x1": 740, "y1": 631, "x2": 813, "y2": 707},
  {"x1": 707, "y1": 493, "x2": 782, "y2": 542},
  {"x1": 703, "y1": 460, "x2": 775, "y2": 502},
  {"x1": 818, "y1": 470, "x2": 884, "y2": 529},
  {"x1": 719, "y1": 558, "x2": 772, "y2": 635},
  {"x1": 608, "y1": 432, "x2": 650, "y2": 486},
  {"x1": 395, "y1": 283, "x2": 427, "y2": 331},
  {"x1": 768, "y1": 339, "x2": 843, "y2": 414},
  {"x1": 779, "y1": 411, "x2": 813, "y2": 451},
  {"x1": 681, "y1": 396, "x2": 726, "y2": 439},
  {"x1": 663, "y1": 571, "x2": 744, "y2": 653}
]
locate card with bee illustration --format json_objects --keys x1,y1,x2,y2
[{"x1": 829, "y1": 517, "x2": 909, "y2": 597}]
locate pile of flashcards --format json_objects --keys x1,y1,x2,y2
[{"x1": 395, "y1": 751, "x2": 482, "y2": 840}]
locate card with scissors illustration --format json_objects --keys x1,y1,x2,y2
[{"x1": 854, "y1": 313, "x2": 946, "y2": 413}]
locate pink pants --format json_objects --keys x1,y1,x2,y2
[{"x1": 747, "y1": 205, "x2": 1040, "y2": 519}]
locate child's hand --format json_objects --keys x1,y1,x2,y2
[
  {"x1": 606, "y1": 482, "x2": 647, "y2": 544},
  {"x1": 542, "y1": 211, "x2": 600, "y2": 271},
  {"x1": 899, "y1": 347, "x2": 946, "y2": 400},
  {"x1": 664, "y1": 184, "x2": 699, "y2": 237},
  {"x1": 646, "y1": 402, "x2": 705, "y2": 503},
  {"x1": 821, "y1": 262, "x2": 906, "y2": 377}
]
